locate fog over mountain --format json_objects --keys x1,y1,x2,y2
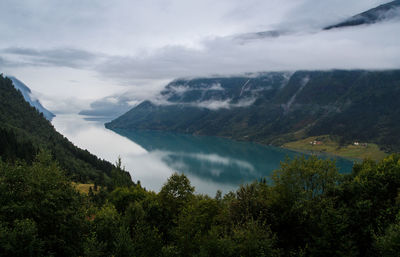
[
  {"x1": 0, "y1": 0, "x2": 399, "y2": 114},
  {"x1": 325, "y1": 0, "x2": 400, "y2": 29},
  {"x1": 106, "y1": 70, "x2": 400, "y2": 153}
]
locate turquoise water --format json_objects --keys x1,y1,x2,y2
[
  {"x1": 111, "y1": 128, "x2": 354, "y2": 188},
  {"x1": 52, "y1": 115, "x2": 355, "y2": 195}
]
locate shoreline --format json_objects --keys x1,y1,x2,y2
[{"x1": 105, "y1": 125, "x2": 384, "y2": 162}]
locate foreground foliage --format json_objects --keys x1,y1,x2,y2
[{"x1": 1, "y1": 153, "x2": 400, "y2": 256}]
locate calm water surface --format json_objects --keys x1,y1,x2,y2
[{"x1": 52, "y1": 114, "x2": 354, "y2": 195}]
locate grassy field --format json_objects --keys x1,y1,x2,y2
[
  {"x1": 72, "y1": 182, "x2": 100, "y2": 195},
  {"x1": 282, "y1": 135, "x2": 388, "y2": 161}
]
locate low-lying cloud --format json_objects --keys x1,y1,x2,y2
[
  {"x1": 189, "y1": 98, "x2": 256, "y2": 110},
  {"x1": 97, "y1": 21, "x2": 400, "y2": 83},
  {"x1": 1, "y1": 0, "x2": 399, "y2": 114}
]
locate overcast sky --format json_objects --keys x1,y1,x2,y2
[{"x1": 0, "y1": 0, "x2": 399, "y2": 113}]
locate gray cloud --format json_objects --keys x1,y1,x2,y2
[
  {"x1": 280, "y1": 0, "x2": 388, "y2": 28},
  {"x1": 2, "y1": 47, "x2": 101, "y2": 68},
  {"x1": 96, "y1": 20, "x2": 400, "y2": 83},
  {"x1": 79, "y1": 94, "x2": 139, "y2": 118},
  {"x1": 0, "y1": 0, "x2": 398, "y2": 114},
  {"x1": 0, "y1": 57, "x2": 7, "y2": 68}
]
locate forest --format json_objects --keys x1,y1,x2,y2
[{"x1": 1, "y1": 152, "x2": 400, "y2": 257}]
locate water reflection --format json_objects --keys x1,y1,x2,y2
[
  {"x1": 53, "y1": 114, "x2": 354, "y2": 195},
  {"x1": 111, "y1": 129, "x2": 294, "y2": 184},
  {"x1": 110, "y1": 128, "x2": 354, "y2": 189},
  {"x1": 52, "y1": 115, "x2": 172, "y2": 192}
]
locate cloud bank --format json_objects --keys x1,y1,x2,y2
[
  {"x1": 4, "y1": 18, "x2": 398, "y2": 83},
  {"x1": 0, "y1": 0, "x2": 398, "y2": 113}
]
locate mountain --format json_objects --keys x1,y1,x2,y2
[
  {"x1": 0, "y1": 74, "x2": 132, "y2": 186},
  {"x1": 8, "y1": 76, "x2": 55, "y2": 121},
  {"x1": 238, "y1": 1, "x2": 400, "y2": 42},
  {"x1": 324, "y1": 0, "x2": 400, "y2": 30},
  {"x1": 85, "y1": 1, "x2": 400, "y2": 119},
  {"x1": 106, "y1": 70, "x2": 400, "y2": 152}
]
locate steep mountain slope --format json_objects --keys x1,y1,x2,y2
[
  {"x1": 235, "y1": 0, "x2": 400, "y2": 42},
  {"x1": 8, "y1": 76, "x2": 55, "y2": 121},
  {"x1": 0, "y1": 74, "x2": 132, "y2": 186},
  {"x1": 324, "y1": 0, "x2": 400, "y2": 30},
  {"x1": 106, "y1": 70, "x2": 400, "y2": 152}
]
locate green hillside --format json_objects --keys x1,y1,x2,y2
[
  {"x1": 0, "y1": 74, "x2": 132, "y2": 187},
  {"x1": 106, "y1": 70, "x2": 400, "y2": 156}
]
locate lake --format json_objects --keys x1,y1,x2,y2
[{"x1": 52, "y1": 114, "x2": 354, "y2": 195}]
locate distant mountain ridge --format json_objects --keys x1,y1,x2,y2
[
  {"x1": 238, "y1": 0, "x2": 400, "y2": 41},
  {"x1": 8, "y1": 76, "x2": 55, "y2": 121},
  {"x1": 324, "y1": 0, "x2": 400, "y2": 30},
  {"x1": 158, "y1": 72, "x2": 292, "y2": 109},
  {"x1": 106, "y1": 70, "x2": 400, "y2": 152}
]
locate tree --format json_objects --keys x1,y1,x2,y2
[
  {"x1": 336, "y1": 154, "x2": 400, "y2": 256},
  {"x1": 272, "y1": 155, "x2": 339, "y2": 201},
  {"x1": 174, "y1": 196, "x2": 220, "y2": 256},
  {"x1": 229, "y1": 182, "x2": 270, "y2": 224},
  {"x1": 269, "y1": 156, "x2": 340, "y2": 255},
  {"x1": 376, "y1": 213, "x2": 400, "y2": 257},
  {"x1": 109, "y1": 186, "x2": 147, "y2": 213},
  {"x1": 91, "y1": 203, "x2": 121, "y2": 255},
  {"x1": 159, "y1": 173, "x2": 195, "y2": 243},
  {"x1": 0, "y1": 219, "x2": 43, "y2": 257},
  {"x1": 113, "y1": 226, "x2": 135, "y2": 257},
  {"x1": 159, "y1": 172, "x2": 195, "y2": 213},
  {"x1": 230, "y1": 219, "x2": 279, "y2": 257},
  {"x1": 83, "y1": 232, "x2": 106, "y2": 257},
  {"x1": 0, "y1": 151, "x2": 86, "y2": 256},
  {"x1": 108, "y1": 157, "x2": 134, "y2": 191}
]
